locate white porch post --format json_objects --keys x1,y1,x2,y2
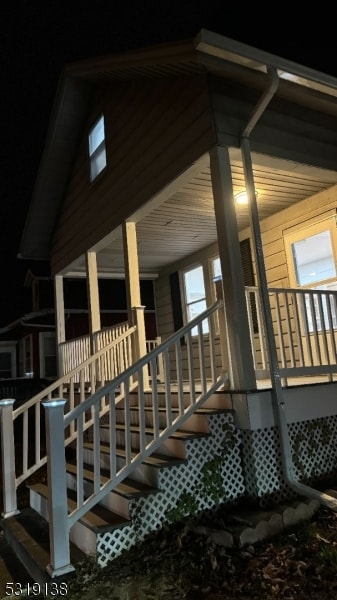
[
  {"x1": 55, "y1": 275, "x2": 65, "y2": 377},
  {"x1": 42, "y1": 399, "x2": 74, "y2": 577},
  {"x1": 86, "y1": 251, "x2": 101, "y2": 353},
  {"x1": 210, "y1": 145, "x2": 256, "y2": 390},
  {"x1": 0, "y1": 400, "x2": 19, "y2": 518},
  {"x1": 122, "y1": 221, "x2": 149, "y2": 388}
]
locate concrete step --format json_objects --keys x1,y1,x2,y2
[
  {"x1": 65, "y1": 462, "x2": 158, "y2": 518},
  {"x1": 1, "y1": 507, "x2": 85, "y2": 588},
  {"x1": 29, "y1": 483, "x2": 131, "y2": 555},
  {"x1": 0, "y1": 528, "x2": 35, "y2": 594},
  {"x1": 82, "y1": 442, "x2": 186, "y2": 486}
]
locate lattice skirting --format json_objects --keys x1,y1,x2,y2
[
  {"x1": 96, "y1": 411, "x2": 245, "y2": 567},
  {"x1": 241, "y1": 415, "x2": 337, "y2": 506},
  {"x1": 94, "y1": 414, "x2": 337, "y2": 565}
]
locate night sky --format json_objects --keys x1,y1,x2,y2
[{"x1": 2, "y1": 1, "x2": 337, "y2": 327}]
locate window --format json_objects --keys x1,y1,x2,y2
[
  {"x1": 285, "y1": 219, "x2": 337, "y2": 330},
  {"x1": 0, "y1": 342, "x2": 17, "y2": 378},
  {"x1": 0, "y1": 352, "x2": 13, "y2": 378},
  {"x1": 182, "y1": 265, "x2": 208, "y2": 334},
  {"x1": 39, "y1": 333, "x2": 57, "y2": 379},
  {"x1": 88, "y1": 115, "x2": 106, "y2": 181},
  {"x1": 211, "y1": 240, "x2": 258, "y2": 332},
  {"x1": 20, "y1": 335, "x2": 33, "y2": 377}
]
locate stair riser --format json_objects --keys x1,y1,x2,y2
[
  {"x1": 66, "y1": 473, "x2": 131, "y2": 519},
  {"x1": 99, "y1": 428, "x2": 188, "y2": 458},
  {"x1": 115, "y1": 409, "x2": 210, "y2": 432},
  {"x1": 129, "y1": 391, "x2": 231, "y2": 410},
  {"x1": 82, "y1": 447, "x2": 161, "y2": 487},
  {"x1": 29, "y1": 488, "x2": 97, "y2": 554}
]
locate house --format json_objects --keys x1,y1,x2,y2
[
  {"x1": 0, "y1": 266, "x2": 56, "y2": 382},
  {"x1": 2, "y1": 29, "x2": 337, "y2": 579},
  {"x1": 0, "y1": 266, "x2": 157, "y2": 383}
]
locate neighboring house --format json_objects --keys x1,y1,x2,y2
[
  {"x1": 0, "y1": 267, "x2": 56, "y2": 381},
  {"x1": 3, "y1": 30, "x2": 337, "y2": 578},
  {"x1": 0, "y1": 268, "x2": 156, "y2": 380}
]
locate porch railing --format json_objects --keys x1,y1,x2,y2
[
  {"x1": 2, "y1": 300, "x2": 226, "y2": 575},
  {"x1": 59, "y1": 321, "x2": 130, "y2": 379},
  {"x1": 0, "y1": 323, "x2": 137, "y2": 499},
  {"x1": 146, "y1": 337, "x2": 164, "y2": 382},
  {"x1": 246, "y1": 286, "x2": 337, "y2": 381}
]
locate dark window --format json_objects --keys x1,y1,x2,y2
[{"x1": 240, "y1": 239, "x2": 258, "y2": 333}]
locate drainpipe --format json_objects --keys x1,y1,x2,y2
[{"x1": 241, "y1": 67, "x2": 337, "y2": 511}]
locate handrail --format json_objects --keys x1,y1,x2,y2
[
  {"x1": 12, "y1": 324, "x2": 137, "y2": 488},
  {"x1": 44, "y1": 300, "x2": 226, "y2": 571},
  {"x1": 66, "y1": 300, "x2": 223, "y2": 424},
  {"x1": 245, "y1": 285, "x2": 337, "y2": 382},
  {"x1": 14, "y1": 325, "x2": 136, "y2": 418},
  {"x1": 59, "y1": 321, "x2": 130, "y2": 378}
]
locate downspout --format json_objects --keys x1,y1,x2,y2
[{"x1": 241, "y1": 67, "x2": 337, "y2": 511}]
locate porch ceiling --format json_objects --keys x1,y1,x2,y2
[{"x1": 67, "y1": 149, "x2": 337, "y2": 278}]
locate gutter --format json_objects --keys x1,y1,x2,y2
[{"x1": 240, "y1": 68, "x2": 337, "y2": 511}]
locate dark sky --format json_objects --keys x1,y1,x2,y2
[{"x1": 2, "y1": 1, "x2": 337, "y2": 327}]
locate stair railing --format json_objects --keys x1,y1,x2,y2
[
  {"x1": 0, "y1": 323, "x2": 137, "y2": 517},
  {"x1": 43, "y1": 300, "x2": 228, "y2": 576}
]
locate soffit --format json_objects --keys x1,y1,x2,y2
[{"x1": 66, "y1": 151, "x2": 337, "y2": 277}]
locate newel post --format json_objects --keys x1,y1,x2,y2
[
  {"x1": 132, "y1": 305, "x2": 150, "y2": 390},
  {"x1": 214, "y1": 278, "x2": 232, "y2": 383},
  {"x1": 0, "y1": 399, "x2": 19, "y2": 517},
  {"x1": 42, "y1": 399, "x2": 75, "y2": 577}
]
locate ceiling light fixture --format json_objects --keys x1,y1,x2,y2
[{"x1": 234, "y1": 190, "x2": 258, "y2": 205}]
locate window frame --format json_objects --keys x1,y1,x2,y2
[
  {"x1": 20, "y1": 334, "x2": 33, "y2": 377},
  {"x1": 284, "y1": 217, "x2": 337, "y2": 332},
  {"x1": 181, "y1": 263, "x2": 208, "y2": 334},
  {"x1": 88, "y1": 114, "x2": 107, "y2": 182},
  {"x1": 39, "y1": 332, "x2": 57, "y2": 379},
  {"x1": 0, "y1": 342, "x2": 17, "y2": 378}
]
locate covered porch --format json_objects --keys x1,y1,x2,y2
[{"x1": 54, "y1": 145, "x2": 337, "y2": 398}]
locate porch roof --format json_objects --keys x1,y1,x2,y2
[{"x1": 19, "y1": 29, "x2": 337, "y2": 272}]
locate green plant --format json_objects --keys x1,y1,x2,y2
[
  {"x1": 166, "y1": 418, "x2": 239, "y2": 523},
  {"x1": 166, "y1": 492, "x2": 199, "y2": 523}
]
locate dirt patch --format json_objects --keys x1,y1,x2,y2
[{"x1": 63, "y1": 505, "x2": 337, "y2": 599}]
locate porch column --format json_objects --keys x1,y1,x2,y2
[
  {"x1": 122, "y1": 221, "x2": 149, "y2": 389},
  {"x1": 210, "y1": 145, "x2": 256, "y2": 390},
  {"x1": 86, "y1": 251, "x2": 101, "y2": 353},
  {"x1": 55, "y1": 275, "x2": 65, "y2": 377}
]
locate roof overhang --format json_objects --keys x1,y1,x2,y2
[{"x1": 18, "y1": 29, "x2": 337, "y2": 263}]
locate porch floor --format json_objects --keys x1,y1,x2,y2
[{"x1": 257, "y1": 374, "x2": 337, "y2": 390}]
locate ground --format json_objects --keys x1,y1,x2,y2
[{"x1": 62, "y1": 504, "x2": 337, "y2": 600}]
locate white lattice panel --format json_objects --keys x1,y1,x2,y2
[
  {"x1": 241, "y1": 415, "x2": 337, "y2": 506},
  {"x1": 96, "y1": 412, "x2": 245, "y2": 566}
]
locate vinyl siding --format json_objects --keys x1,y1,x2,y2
[{"x1": 51, "y1": 75, "x2": 215, "y2": 274}]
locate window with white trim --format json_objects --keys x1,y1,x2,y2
[
  {"x1": 285, "y1": 219, "x2": 337, "y2": 330},
  {"x1": 182, "y1": 264, "x2": 208, "y2": 334},
  {"x1": 88, "y1": 115, "x2": 106, "y2": 181}
]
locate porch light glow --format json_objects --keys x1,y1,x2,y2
[
  {"x1": 235, "y1": 191, "x2": 249, "y2": 205},
  {"x1": 234, "y1": 190, "x2": 258, "y2": 205}
]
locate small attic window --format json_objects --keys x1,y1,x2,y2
[{"x1": 88, "y1": 115, "x2": 106, "y2": 181}]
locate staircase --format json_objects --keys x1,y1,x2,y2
[{"x1": 0, "y1": 301, "x2": 242, "y2": 582}]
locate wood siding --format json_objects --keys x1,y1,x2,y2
[
  {"x1": 155, "y1": 242, "x2": 223, "y2": 379},
  {"x1": 154, "y1": 183, "x2": 337, "y2": 378},
  {"x1": 243, "y1": 184, "x2": 337, "y2": 290},
  {"x1": 51, "y1": 75, "x2": 215, "y2": 274}
]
